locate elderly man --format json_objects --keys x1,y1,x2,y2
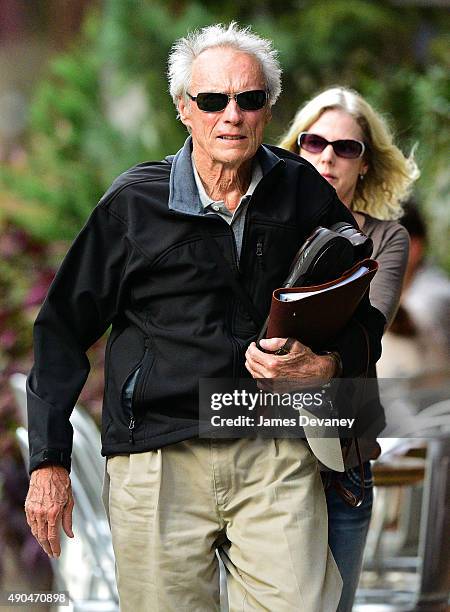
[{"x1": 25, "y1": 23, "x2": 384, "y2": 611}]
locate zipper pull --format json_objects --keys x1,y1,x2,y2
[
  {"x1": 256, "y1": 241, "x2": 263, "y2": 257},
  {"x1": 128, "y1": 416, "x2": 135, "y2": 444}
]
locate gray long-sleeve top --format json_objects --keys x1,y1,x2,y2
[{"x1": 361, "y1": 213, "x2": 410, "y2": 328}]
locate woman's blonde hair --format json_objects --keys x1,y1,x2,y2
[{"x1": 278, "y1": 87, "x2": 420, "y2": 220}]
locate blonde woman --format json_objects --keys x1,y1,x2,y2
[{"x1": 279, "y1": 86, "x2": 419, "y2": 612}]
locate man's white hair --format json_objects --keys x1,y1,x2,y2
[{"x1": 167, "y1": 22, "x2": 282, "y2": 110}]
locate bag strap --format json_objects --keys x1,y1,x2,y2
[
  {"x1": 199, "y1": 224, "x2": 265, "y2": 328},
  {"x1": 333, "y1": 321, "x2": 370, "y2": 507}
]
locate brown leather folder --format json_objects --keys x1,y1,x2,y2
[{"x1": 266, "y1": 258, "x2": 378, "y2": 348}]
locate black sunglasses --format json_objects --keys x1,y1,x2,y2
[
  {"x1": 187, "y1": 90, "x2": 268, "y2": 113},
  {"x1": 298, "y1": 132, "x2": 366, "y2": 159}
]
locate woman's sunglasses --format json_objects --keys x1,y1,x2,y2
[
  {"x1": 187, "y1": 90, "x2": 268, "y2": 113},
  {"x1": 297, "y1": 132, "x2": 366, "y2": 159}
]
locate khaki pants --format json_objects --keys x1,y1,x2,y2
[{"x1": 103, "y1": 437, "x2": 342, "y2": 611}]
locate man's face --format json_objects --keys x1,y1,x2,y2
[{"x1": 178, "y1": 47, "x2": 271, "y2": 169}]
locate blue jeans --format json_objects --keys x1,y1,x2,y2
[{"x1": 324, "y1": 461, "x2": 374, "y2": 612}]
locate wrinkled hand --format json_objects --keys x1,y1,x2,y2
[
  {"x1": 24, "y1": 465, "x2": 74, "y2": 558},
  {"x1": 245, "y1": 337, "x2": 336, "y2": 389}
]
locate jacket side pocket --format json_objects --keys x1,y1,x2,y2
[{"x1": 120, "y1": 338, "x2": 154, "y2": 444}]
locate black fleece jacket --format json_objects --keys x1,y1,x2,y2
[{"x1": 26, "y1": 140, "x2": 386, "y2": 473}]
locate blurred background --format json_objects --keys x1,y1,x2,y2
[{"x1": 0, "y1": 0, "x2": 449, "y2": 610}]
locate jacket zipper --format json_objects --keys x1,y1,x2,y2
[
  {"x1": 126, "y1": 337, "x2": 151, "y2": 445},
  {"x1": 201, "y1": 210, "x2": 266, "y2": 378},
  {"x1": 128, "y1": 416, "x2": 135, "y2": 444},
  {"x1": 225, "y1": 228, "x2": 241, "y2": 379},
  {"x1": 201, "y1": 214, "x2": 242, "y2": 378},
  {"x1": 208, "y1": 213, "x2": 258, "y2": 378},
  {"x1": 256, "y1": 237, "x2": 264, "y2": 270},
  {"x1": 226, "y1": 220, "x2": 243, "y2": 379}
]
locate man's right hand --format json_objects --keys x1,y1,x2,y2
[{"x1": 24, "y1": 465, "x2": 74, "y2": 558}]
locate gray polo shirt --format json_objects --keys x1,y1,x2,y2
[{"x1": 192, "y1": 157, "x2": 263, "y2": 259}]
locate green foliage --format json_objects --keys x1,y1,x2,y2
[{"x1": 1, "y1": 0, "x2": 448, "y2": 264}]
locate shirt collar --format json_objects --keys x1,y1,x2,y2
[
  {"x1": 191, "y1": 155, "x2": 263, "y2": 211},
  {"x1": 167, "y1": 136, "x2": 282, "y2": 216}
]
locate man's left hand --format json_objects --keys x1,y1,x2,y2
[{"x1": 245, "y1": 337, "x2": 336, "y2": 384}]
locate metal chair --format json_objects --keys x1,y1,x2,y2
[{"x1": 357, "y1": 415, "x2": 450, "y2": 610}]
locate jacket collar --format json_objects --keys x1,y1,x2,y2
[{"x1": 166, "y1": 136, "x2": 284, "y2": 216}]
